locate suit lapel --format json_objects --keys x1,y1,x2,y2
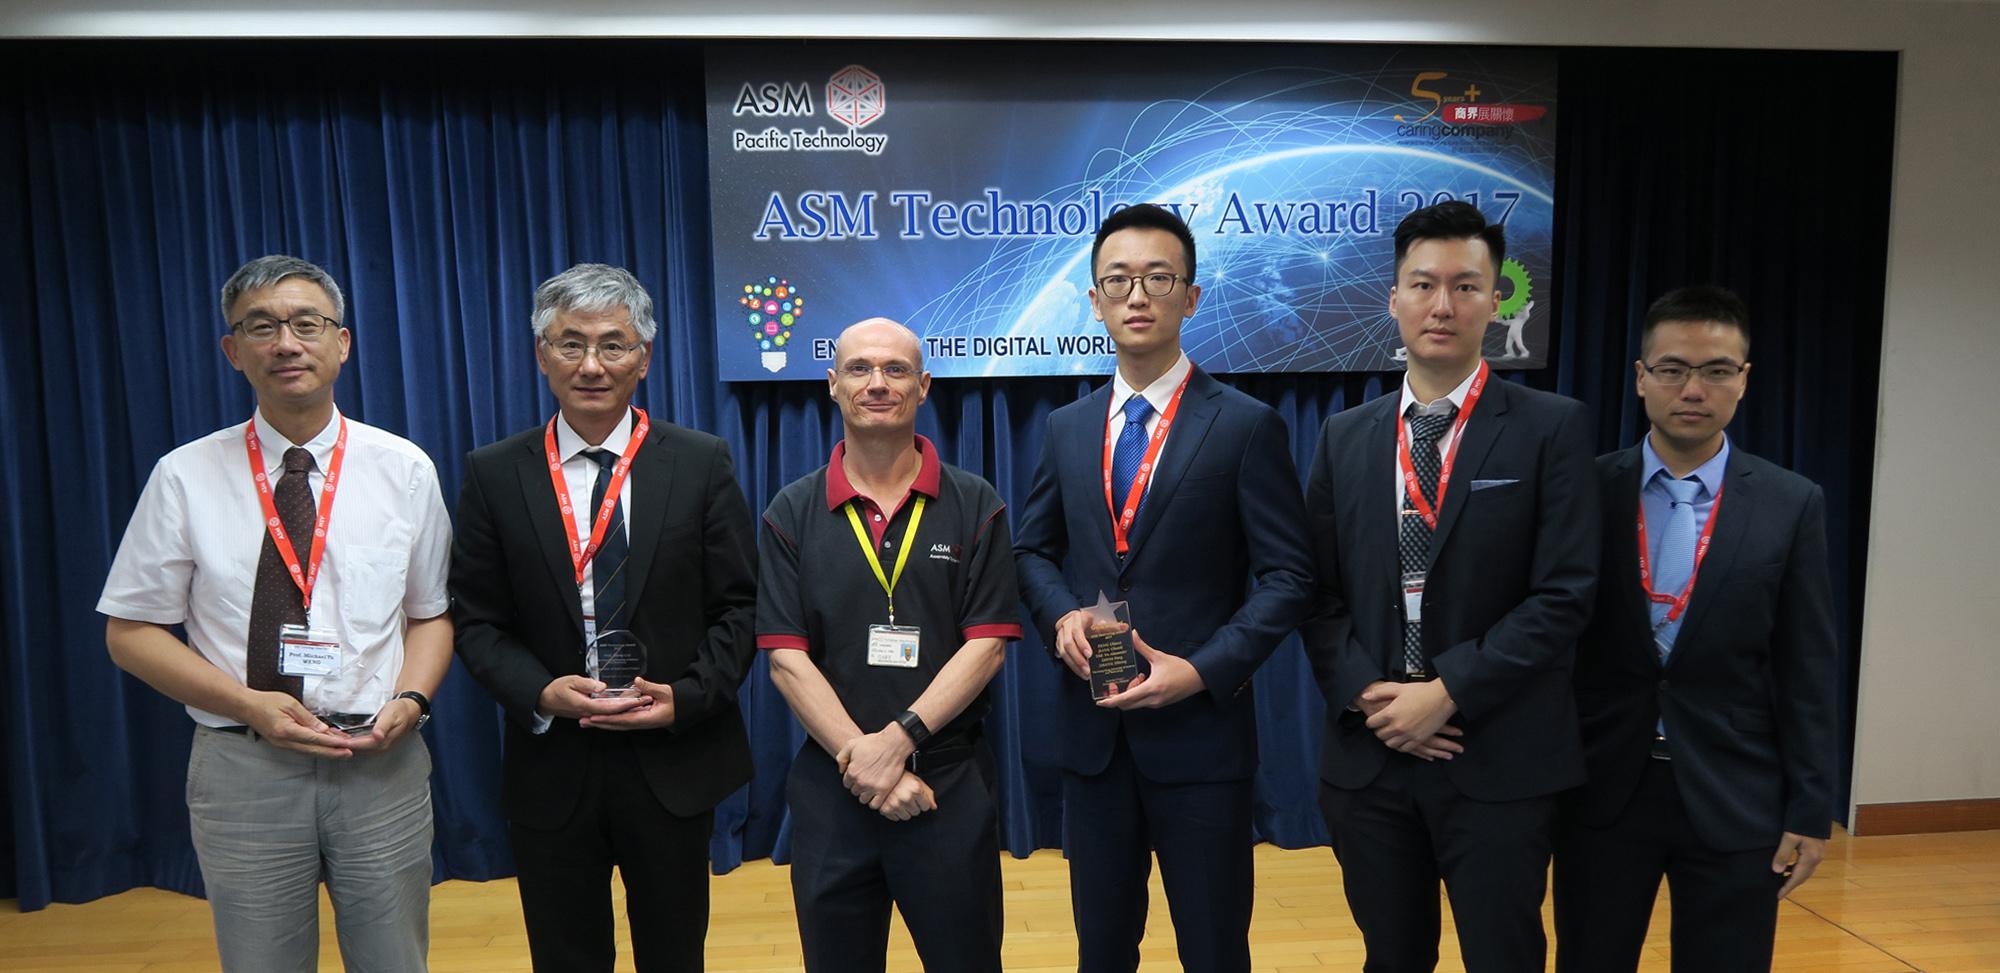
[
  {"x1": 622, "y1": 424, "x2": 675, "y2": 611},
  {"x1": 1073, "y1": 383, "x2": 1119, "y2": 558},
  {"x1": 516, "y1": 435, "x2": 586, "y2": 636},
  {"x1": 1667, "y1": 450, "x2": 1755, "y2": 664},
  {"x1": 1362, "y1": 396, "x2": 1402, "y2": 651},
  {"x1": 1122, "y1": 370, "x2": 1221, "y2": 562},
  {"x1": 1426, "y1": 378, "x2": 1506, "y2": 568},
  {"x1": 1601, "y1": 448, "x2": 1656, "y2": 665}
]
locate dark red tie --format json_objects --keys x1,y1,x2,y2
[{"x1": 245, "y1": 447, "x2": 317, "y2": 700}]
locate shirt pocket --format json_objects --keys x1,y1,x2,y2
[{"x1": 339, "y1": 544, "x2": 410, "y2": 631}]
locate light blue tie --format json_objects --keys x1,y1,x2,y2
[
  {"x1": 1650, "y1": 476, "x2": 1704, "y2": 659},
  {"x1": 1111, "y1": 396, "x2": 1155, "y2": 512}
]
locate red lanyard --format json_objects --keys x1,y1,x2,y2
[
  {"x1": 544, "y1": 409, "x2": 650, "y2": 586},
  {"x1": 1396, "y1": 360, "x2": 1489, "y2": 530},
  {"x1": 1635, "y1": 480, "x2": 1725, "y2": 624},
  {"x1": 244, "y1": 416, "x2": 348, "y2": 612},
  {"x1": 1101, "y1": 371, "x2": 1192, "y2": 556}
]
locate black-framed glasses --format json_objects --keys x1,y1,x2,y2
[
  {"x1": 1642, "y1": 361, "x2": 1746, "y2": 386},
  {"x1": 542, "y1": 337, "x2": 643, "y2": 364},
  {"x1": 231, "y1": 312, "x2": 339, "y2": 342},
  {"x1": 839, "y1": 362, "x2": 918, "y2": 382},
  {"x1": 1095, "y1": 273, "x2": 1187, "y2": 300}
]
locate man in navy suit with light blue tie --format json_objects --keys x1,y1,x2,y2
[
  {"x1": 1554, "y1": 286, "x2": 1838, "y2": 973},
  {"x1": 1015, "y1": 203, "x2": 1315, "y2": 973},
  {"x1": 1303, "y1": 201, "x2": 1599, "y2": 972}
]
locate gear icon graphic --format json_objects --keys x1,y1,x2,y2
[{"x1": 1497, "y1": 258, "x2": 1533, "y2": 319}]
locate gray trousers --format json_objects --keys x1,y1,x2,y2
[{"x1": 186, "y1": 724, "x2": 433, "y2": 972}]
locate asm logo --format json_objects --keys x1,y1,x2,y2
[{"x1": 929, "y1": 542, "x2": 961, "y2": 563}]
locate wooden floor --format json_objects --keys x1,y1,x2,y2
[{"x1": 4, "y1": 828, "x2": 1997, "y2": 972}]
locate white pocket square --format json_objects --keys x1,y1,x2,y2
[{"x1": 1469, "y1": 478, "x2": 1519, "y2": 491}]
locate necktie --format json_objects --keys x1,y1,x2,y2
[
  {"x1": 246, "y1": 446, "x2": 317, "y2": 700},
  {"x1": 1650, "y1": 476, "x2": 1704, "y2": 660},
  {"x1": 1111, "y1": 395, "x2": 1156, "y2": 513},
  {"x1": 1398, "y1": 407, "x2": 1455, "y2": 675},
  {"x1": 588, "y1": 448, "x2": 630, "y2": 637}
]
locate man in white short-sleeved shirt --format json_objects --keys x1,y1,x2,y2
[{"x1": 98, "y1": 255, "x2": 452, "y2": 973}]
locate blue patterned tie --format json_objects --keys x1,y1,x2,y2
[
  {"x1": 588, "y1": 448, "x2": 630, "y2": 637},
  {"x1": 1650, "y1": 476, "x2": 1703, "y2": 661},
  {"x1": 1111, "y1": 395, "x2": 1155, "y2": 512}
]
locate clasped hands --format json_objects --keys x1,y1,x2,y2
[
  {"x1": 836, "y1": 723, "x2": 936, "y2": 822},
  {"x1": 1354, "y1": 679, "x2": 1464, "y2": 761},
  {"x1": 1051, "y1": 609, "x2": 1207, "y2": 709},
  {"x1": 538, "y1": 674, "x2": 677, "y2": 730}
]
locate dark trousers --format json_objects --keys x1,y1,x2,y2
[
  {"x1": 1553, "y1": 757, "x2": 1784, "y2": 973},
  {"x1": 509, "y1": 733, "x2": 715, "y2": 973},
  {"x1": 786, "y1": 742, "x2": 1003, "y2": 973},
  {"x1": 1064, "y1": 731, "x2": 1255, "y2": 973},
  {"x1": 1319, "y1": 753, "x2": 1558, "y2": 973}
]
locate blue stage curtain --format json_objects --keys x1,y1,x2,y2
[{"x1": 0, "y1": 40, "x2": 1892, "y2": 910}]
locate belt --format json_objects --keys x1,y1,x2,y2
[
  {"x1": 208, "y1": 724, "x2": 252, "y2": 736},
  {"x1": 1649, "y1": 735, "x2": 1672, "y2": 761},
  {"x1": 1398, "y1": 670, "x2": 1436, "y2": 684},
  {"x1": 907, "y1": 727, "x2": 982, "y2": 775}
]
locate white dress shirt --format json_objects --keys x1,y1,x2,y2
[
  {"x1": 1392, "y1": 365, "x2": 1483, "y2": 511},
  {"x1": 1105, "y1": 351, "x2": 1193, "y2": 503},
  {"x1": 97, "y1": 408, "x2": 452, "y2": 727}
]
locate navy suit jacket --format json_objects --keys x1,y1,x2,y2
[
  {"x1": 451, "y1": 420, "x2": 760, "y2": 828},
  {"x1": 1303, "y1": 377, "x2": 1599, "y2": 802},
  {"x1": 1571, "y1": 444, "x2": 1838, "y2": 849},
  {"x1": 1014, "y1": 366, "x2": 1315, "y2": 784}
]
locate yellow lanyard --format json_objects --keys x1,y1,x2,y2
[{"x1": 844, "y1": 496, "x2": 926, "y2": 625}]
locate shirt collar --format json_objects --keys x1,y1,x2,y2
[
  {"x1": 1109, "y1": 352, "x2": 1193, "y2": 417},
  {"x1": 1398, "y1": 363, "x2": 1482, "y2": 418},
  {"x1": 1640, "y1": 433, "x2": 1731, "y2": 498},
  {"x1": 825, "y1": 434, "x2": 943, "y2": 511},
  {"x1": 554, "y1": 409, "x2": 635, "y2": 463},
  {"x1": 251, "y1": 406, "x2": 344, "y2": 477}
]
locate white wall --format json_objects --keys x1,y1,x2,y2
[{"x1": 9, "y1": 0, "x2": 1999, "y2": 820}]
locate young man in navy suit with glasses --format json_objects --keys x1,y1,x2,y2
[{"x1": 1015, "y1": 203, "x2": 1315, "y2": 973}]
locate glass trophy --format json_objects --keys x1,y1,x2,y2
[
  {"x1": 1083, "y1": 590, "x2": 1141, "y2": 700},
  {"x1": 307, "y1": 661, "x2": 391, "y2": 735},
  {"x1": 587, "y1": 629, "x2": 648, "y2": 698}
]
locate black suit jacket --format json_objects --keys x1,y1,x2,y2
[
  {"x1": 1571, "y1": 444, "x2": 1838, "y2": 850},
  {"x1": 1014, "y1": 367, "x2": 1315, "y2": 783},
  {"x1": 451, "y1": 419, "x2": 759, "y2": 828},
  {"x1": 1303, "y1": 377, "x2": 1599, "y2": 801}
]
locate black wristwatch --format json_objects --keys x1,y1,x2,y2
[
  {"x1": 893, "y1": 709, "x2": 931, "y2": 748},
  {"x1": 393, "y1": 690, "x2": 432, "y2": 730}
]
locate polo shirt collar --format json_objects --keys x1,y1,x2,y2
[{"x1": 825, "y1": 434, "x2": 942, "y2": 511}]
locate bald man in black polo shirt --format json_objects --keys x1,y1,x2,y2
[{"x1": 758, "y1": 318, "x2": 1021, "y2": 973}]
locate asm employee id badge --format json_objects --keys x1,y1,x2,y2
[
  {"x1": 866, "y1": 625, "x2": 920, "y2": 668},
  {"x1": 278, "y1": 624, "x2": 343, "y2": 677},
  {"x1": 1401, "y1": 572, "x2": 1426, "y2": 624}
]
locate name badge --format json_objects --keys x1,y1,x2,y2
[
  {"x1": 278, "y1": 624, "x2": 343, "y2": 677},
  {"x1": 867, "y1": 624, "x2": 921, "y2": 668},
  {"x1": 1401, "y1": 572, "x2": 1426, "y2": 624}
]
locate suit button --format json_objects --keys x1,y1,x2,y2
[
  {"x1": 1658, "y1": 679, "x2": 1670, "y2": 691},
  {"x1": 1118, "y1": 580, "x2": 1131, "y2": 592}
]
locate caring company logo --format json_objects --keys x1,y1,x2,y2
[
  {"x1": 728, "y1": 64, "x2": 890, "y2": 156},
  {"x1": 739, "y1": 276, "x2": 804, "y2": 374},
  {"x1": 1392, "y1": 71, "x2": 1548, "y2": 142}
]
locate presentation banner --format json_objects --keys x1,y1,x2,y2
[{"x1": 705, "y1": 42, "x2": 1556, "y2": 381}]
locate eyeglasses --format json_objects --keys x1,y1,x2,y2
[
  {"x1": 1642, "y1": 361, "x2": 1746, "y2": 386},
  {"x1": 542, "y1": 337, "x2": 643, "y2": 364},
  {"x1": 838, "y1": 362, "x2": 918, "y2": 382},
  {"x1": 231, "y1": 313, "x2": 339, "y2": 342},
  {"x1": 1095, "y1": 273, "x2": 1187, "y2": 300}
]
